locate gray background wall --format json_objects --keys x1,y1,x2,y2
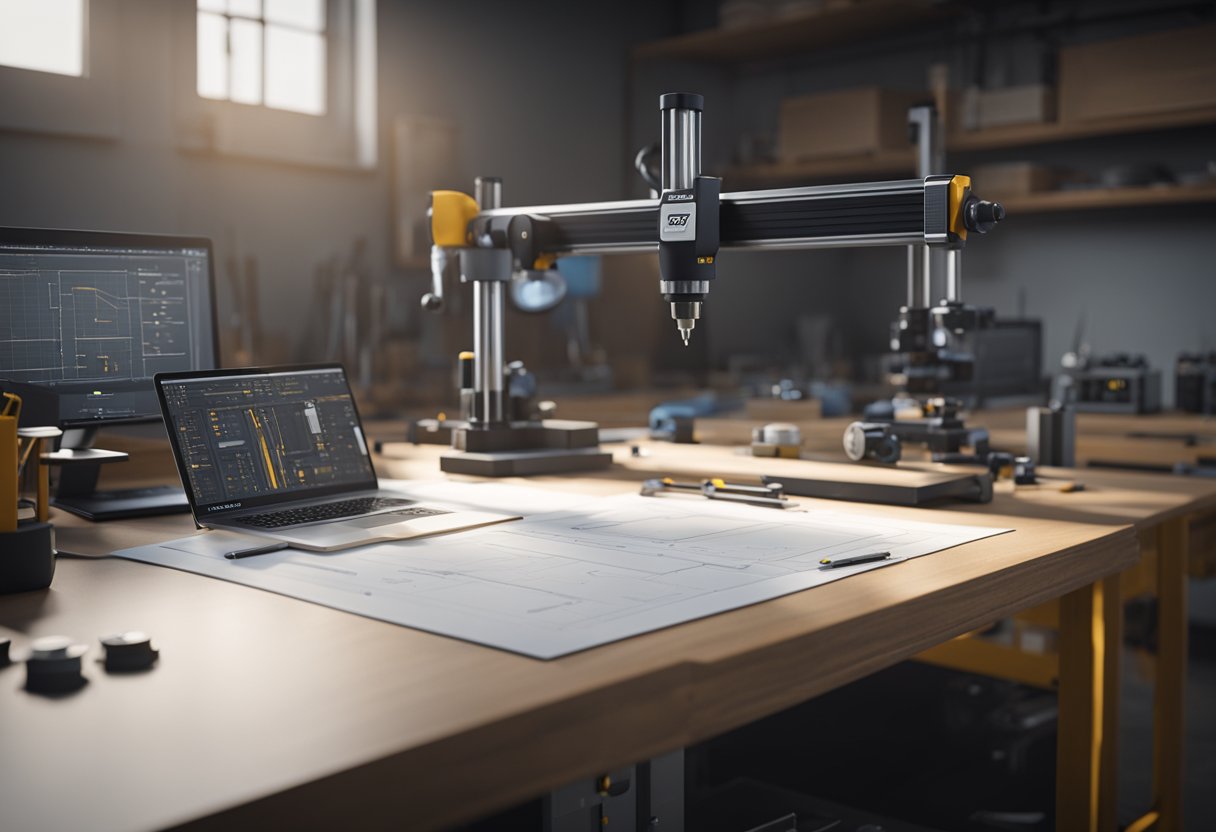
[
  {"x1": 0, "y1": 0, "x2": 674, "y2": 368},
  {"x1": 630, "y1": 0, "x2": 1216, "y2": 401},
  {"x1": 1, "y1": 0, "x2": 1213, "y2": 399}
]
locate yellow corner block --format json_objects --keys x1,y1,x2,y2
[
  {"x1": 430, "y1": 190, "x2": 479, "y2": 248},
  {"x1": 949, "y1": 175, "x2": 971, "y2": 241}
]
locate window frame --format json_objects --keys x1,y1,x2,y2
[
  {"x1": 0, "y1": 0, "x2": 122, "y2": 139},
  {"x1": 176, "y1": 0, "x2": 376, "y2": 171}
]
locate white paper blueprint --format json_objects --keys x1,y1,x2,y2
[{"x1": 113, "y1": 483, "x2": 1010, "y2": 659}]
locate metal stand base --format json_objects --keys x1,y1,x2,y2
[
  {"x1": 453, "y1": 419, "x2": 600, "y2": 453},
  {"x1": 440, "y1": 446, "x2": 613, "y2": 477},
  {"x1": 439, "y1": 419, "x2": 612, "y2": 477},
  {"x1": 43, "y1": 439, "x2": 190, "y2": 521},
  {"x1": 52, "y1": 487, "x2": 190, "y2": 521}
]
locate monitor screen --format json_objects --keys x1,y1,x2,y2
[
  {"x1": 0, "y1": 228, "x2": 218, "y2": 426},
  {"x1": 157, "y1": 366, "x2": 376, "y2": 515}
]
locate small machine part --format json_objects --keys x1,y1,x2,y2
[
  {"x1": 505, "y1": 360, "x2": 540, "y2": 422},
  {"x1": 1026, "y1": 405, "x2": 1076, "y2": 468},
  {"x1": 854, "y1": 397, "x2": 990, "y2": 464},
  {"x1": 641, "y1": 477, "x2": 790, "y2": 509},
  {"x1": 649, "y1": 393, "x2": 733, "y2": 443},
  {"x1": 751, "y1": 422, "x2": 802, "y2": 458},
  {"x1": 101, "y1": 631, "x2": 159, "y2": 672},
  {"x1": 1176, "y1": 352, "x2": 1216, "y2": 414},
  {"x1": 843, "y1": 422, "x2": 903, "y2": 464},
  {"x1": 458, "y1": 351, "x2": 475, "y2": 421},
  {"x1": 1061, "y1": 353, "x2": 1162, "y2": 414},
  {"x1": 1013, "y1": 456, "x2": 1037, "y2": 485},
  {"x1": 25, "y1": 635, "x2": 88, "y2": 694},
  {"x1": 987, "y1": 451, "x2": 1015, "y2": 480}
]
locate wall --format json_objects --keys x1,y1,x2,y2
[
  {"x1": 0, "y1": 0, "x2": 673, "y2": 372},
  {"x1": 630, "y1": 0, "x2": 1216, "y2": 401}
]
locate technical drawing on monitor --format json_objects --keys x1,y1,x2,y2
[
  {"x1": 0, "y1": 227, "x2": 218, "y2": 519},
  {"x1": 159, "y1": 368, "x2": 374, "y2": 508},
  {"x1": 0, "y1": 265, "x2": 195, "y2": 383}
]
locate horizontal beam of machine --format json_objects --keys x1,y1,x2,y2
[{"x1": 474, "y1": 179, "x2": 933, "y2": 255}]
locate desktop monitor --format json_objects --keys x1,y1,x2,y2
[{"x1": 0, "y1": 227, "x2": 219, "y2": 518}]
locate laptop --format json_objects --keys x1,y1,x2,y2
[{"x1": 155, "y1": 364, "x2": 516, "y2": 551}]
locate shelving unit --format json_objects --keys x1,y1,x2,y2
[
  {"x1": 948, "y1": 106, "x2": 1216, "y2": 152},
  {"x1": 722, "y1": 150, "x2": 914, "y2": 188},
  {"x1": 996, "y1": 183, "x2": 1216, "y2": 214},
  {"x1": 632, "y1": 7, "x2": 1216, "y2": 214},
  {"x1": 633, "y1": 0, "x2": 949, "y2": 63},
  {"x1": 716, "y1": 105, "x2": 1216, "y2": 207}
]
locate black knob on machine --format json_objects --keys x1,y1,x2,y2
[
  {"x1": 101, "y1": 631, "x2": 159, "y2": 672},
  {"x1": 964, "y1": 197, "x2": 1005, "y2": 234},
  {"x1": 843, "y1": 422, "x2": 902, "y2": 464},
  {"x1": 25, "y1": 635, "x2": 88, "y2": 694}
]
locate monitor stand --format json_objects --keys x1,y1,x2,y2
[{"x1": 49, "y1": 428, "x2": 190, "y2": 521}]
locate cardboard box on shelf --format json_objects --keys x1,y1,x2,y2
[
  {"x1": 1059, "y1": 24, "x2": 1216, "y2": 123},
  {"x1": 969, "y1": 162, "x2": 1057, "y2": 197},
  {"x1": 777, "y1": 87, "x2": 924, "y2": 162},
  {"x1": 975, "y1": 84, "x2": 1055, "y2": 129}
]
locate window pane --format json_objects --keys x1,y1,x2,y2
[
  {"x1": 196, "y1": 11, "x2": 228, "y2": 99},
  {"x1": 229, "y1": 17, "x2": 262, "y2": 105},
  {"x1": 0, "y1": 0, "x2": 84, "y2": 77},
  {"x1": 265, "y1": 25, "x2": 325, "y2": 115},
  {"x1": 197, "y1": 0, "x2": 225, "y2": 12},
  {"x1": 227, "y1": 0, "x2": 261, "y2": 19},
  {"x1": 265, "y1": 0, "x2": 324, "y2": 32}
]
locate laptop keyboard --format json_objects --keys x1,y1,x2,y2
[{"x1": 238, "y1": 497, "x2": 445, "y2": 529}]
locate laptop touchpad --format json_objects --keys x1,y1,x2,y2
[{"x1": 349, "y1": 508, "x2": 450, "y2": 528}]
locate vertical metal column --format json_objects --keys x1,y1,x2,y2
[
  {"x1": 662, "y1": 102, "x2": 700, "y2": 191},
  {"x1": 908, "y1": 105, "x2": 942, "y2": 307},
  {"x1": 472, "y1": 176, "x2": 505, "y2": 425},
  {"x1": 945, "y1": 248, "x2": 963, "y2": 302}
]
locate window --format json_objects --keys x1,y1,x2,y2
[
  {"x1": 177, "y1": 0, "x2": 376, "y2": 169},
  {"x1": 0, "y1": 0, "x2": 85, "y2": 77},
  {"x1": 0, "y1": 0, "x2": 118, "y2": 139},
  {"x1": 197, "y1": 0, "x2": 327, "y2": 116}
]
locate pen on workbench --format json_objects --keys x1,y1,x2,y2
[
  {"x1": 224, "y1": 542, "x2": 290, "y2": 560},
  {"x1": 819, "y1": 551, "x2": 892, "y2": 568}
]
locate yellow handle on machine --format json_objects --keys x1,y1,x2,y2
[{"x1": 430, "y1": 190, "x2": 480, "y2": 248}]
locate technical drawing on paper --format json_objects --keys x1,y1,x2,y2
[{"x1": 115, "y1": 485, "x2": 1011, "y2": 659}]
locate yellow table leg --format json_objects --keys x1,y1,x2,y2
[
  {"x1": 1154, "y1": 516, "x2": 1188, "y2": 832},
  {"x1": 1099, "y1": 574, "x2": 1122, "y2": 832},
  {"x1": 0, "y1": 415, "x2": 16, "y2": 533},
  {"x1": 35, "y1": 437, "x2": 49, "y2": 522},
  {"x1": 1058, "y1": 576, "x2": 1120, "y2": 832}
]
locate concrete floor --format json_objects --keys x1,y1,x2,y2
[{"x1": 1117, "y1": 623, "x2": 1216, "y2": 830}]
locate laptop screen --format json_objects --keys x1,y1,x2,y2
[{"x1": 157, "y1": 366, "x2": 377, "y2": 517}]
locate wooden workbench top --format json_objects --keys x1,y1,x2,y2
[{"x1": 2, "y1": 439, "x2": 1141, "y2": 831}]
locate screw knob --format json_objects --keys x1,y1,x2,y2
[
  {"x1": 101, "y1": 631, "x2": 159, "y2": 672},
  {"x1": 25, "y1": 635, "x2": 88, "y2": 694}
]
